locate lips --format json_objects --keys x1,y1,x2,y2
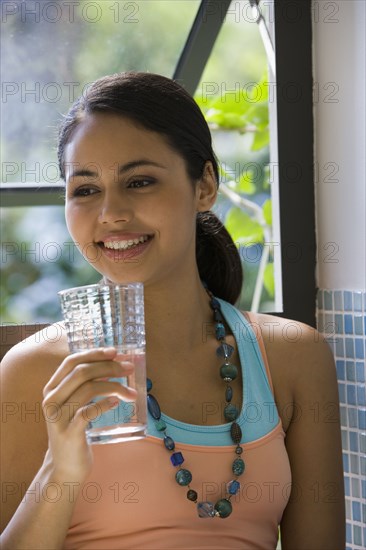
[
  {"x1": 103, "y1": 235, "x2": 151, "y2": 251},
  {"x1": 97, "y1": 234, "x2": 154, "y2": 261}
]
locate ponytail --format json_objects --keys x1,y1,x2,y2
[{"x1": 196, "y1": 212, "x2": 243, "y2": 305}]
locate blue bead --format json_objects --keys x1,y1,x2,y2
[
  {"x1": 147, "y1": 394, "x2": 161, "y2": 420},
  {"x1": 215, "y1": 323, "x2": 226, "y2": 340},
  {"x1": 155, "y1": 419, "x2": 166, "y2": 431},
  {"x1": 163, "y1": 436, "x2": 175, "y2": 450},
  {"x1": 210, "y1": 297, "x2": 221, "y2": 310},
  {"x1": 175, "y1": 469, "x2": 192, "y2": 486},
  {"x1": 214, "y1": 498, "x2": 232, "y2": 518},
  {"x1": 232, "y1": 458, "x2": 245, "y2": 476},
  {"x1": 225, "y1": 385, "x2": 233, "y2": 402},
  {"x1": 224, "y1": 403, "x2": 239, "y2": 421},
  {"x1": 170, "y1": 452, "x2": 184, "y2": 467},
  {"x1": 146, "y1": 378, "x2": 153, "y2": 392},
  {"x1": 197, "y1": 501, "x2": 215, "y2": 518},
  {"x1": 216, "y1": 343, "x2": 234, "y2": 359},
  {"x1": 227, "y1": 480, "x2": 240, "y2": 495}
]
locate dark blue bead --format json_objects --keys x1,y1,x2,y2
[
  {"x1": 230, "y1": 422, "x2": 242, "y2": 444},
  {"x1": 170, "y1": 452, "x2": 184, "y2": 466},
  {"x1": 227, "y1": 480, "x2": 240, "y2": 495},
  {"x1": 225, "y1": 385, "x2": 233, "y2": 402},
  {"x1": 213, "y1": 310, "x2": 224, "y2": 323},
  {"x1": 147, "y1": 394, "x2": 161, "y2": 420},
  {"x1": 210, "y1": 297, "x2": 221, "y2": 310},
  {"x1": 215, "y1": 323, "x2": 226, "y2": 340},
  {"x1": 163, "y1": 436, "x2": 175, "y2": 450},
  {"x1": 146, "y1": 378, "x2": 153, "y2": 392}
]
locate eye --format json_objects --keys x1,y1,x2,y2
[
  {"x1": 71, "y1": 186, "x2": 99, "y2": 197},
  {"x1": 127, "y1": 177, "x2": 156, "y2": 189}
]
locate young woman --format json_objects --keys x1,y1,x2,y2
[{"x1": 1, "y1": 72, "x2": 345, "y2": 549}]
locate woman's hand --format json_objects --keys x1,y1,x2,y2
[{"x1": 41, "y1": 347, "x2": 137, "y2": 483}]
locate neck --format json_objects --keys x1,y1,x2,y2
[{"x1": 143, "y1": 274, "x2": 214, "y2": 353}]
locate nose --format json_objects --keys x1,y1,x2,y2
[{"x1": 98, "y1": 190, "x2": 133, "y2": 225}]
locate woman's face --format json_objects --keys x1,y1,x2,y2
[{"x1": 64, "y1": 113, "x2": 216, "y2": 287}]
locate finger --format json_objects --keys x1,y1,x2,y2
[{"x1": 44, "y1": 347, "x2": 118, "y2": 394}]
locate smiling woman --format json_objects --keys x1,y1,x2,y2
[{"x1": 0, "y1": 72, "x2": 345, "y2": 550}]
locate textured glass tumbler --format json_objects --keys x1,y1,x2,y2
[{"x1": 58, "y1": 282, "x2": 147, "y2": 445}]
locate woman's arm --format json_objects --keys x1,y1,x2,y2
[
  {"x1": 1, "y1": 330, "x2": 135, "y2": 549},
  {"x1": 278, "y1": 325, "x2": 345, "y2": 549}
]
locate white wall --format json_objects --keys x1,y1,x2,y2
[{"x1": 313, "y1": 0, "x2": 366, "y2": 290}]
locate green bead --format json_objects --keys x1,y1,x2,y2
[
  {"x1": 224, "y1": 404, "x2": 239, "y2": 421},
  {"x1": 155, "y1": 419, "x2": 167, "y2": 431},
  {"x1": 232, "y1": 458, "x2": 245, "y2": 476},
  {"x1": 175, "y1": 469, "x2": 192, "y2": 486},
  {"x1": 214, "y1": 498, "x2": 232, "y2": 518},
  {"x1": 219, "y1": 363, "x2": 238, "y2": 381}
]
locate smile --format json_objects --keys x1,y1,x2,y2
[{"x1": 103, "y1": 235, "x2": 151, "y2": 250}]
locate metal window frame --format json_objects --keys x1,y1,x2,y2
[{"x1": 0, "y1": 0, "x2": 316, "y2": 326}]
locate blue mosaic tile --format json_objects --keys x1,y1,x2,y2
[
  {"x1": 353, "y1": 291, "x2": 363, "y2": 312},
  {"x1": 355, "y1": 339, "x2": 365, "y2": 359},
  {"x1": 354, "y1": 316, "x2": 363, "y2": 335},
  {"x1": 352, "y1": 501, "x2": 361, "y2": 522},
  {"x1": 338, "y1": 382, "x2": 346, "y2": 402},
  {"x1": 351, "y1": 477, "x2": 361, "y2": 500},
  {"x1": 341, "y1": 429, "x2": 348, "y2": 450},
  {"x1": 353, "y1": 525, "x2": 362, "y2": 546},
  {"x1": 344, "y1": 315, "x2": 353, "y2": 334},
  {"x1": 345, "y1": 338, "x2": 355, "y2": 358},
  {"x1": 360, "y1": 455, "x2": 366, "y2": 476},
  {"x1": 357, "y1": 385, "x2": 366, "y2": 406},
  {"x1": 345, "y1": 476, "x2": 350, "y2": 497},
  {"x1": 362, "y1": 503, "x2": 366, "y2": 523},
  {"x1": 324, "y1": 290, "x2": 333, "y2": 310},
  {"x1": 334, "y1": 290, "x2": 343, "y2": 311},
  {"x1": 360, "y1": 432, "x2": 366, "y2": 454},
  {"x1": 346, "y1": 361, "x2": 356, "y2": 382},
  {"x1": 343, "y1": 453, "x2": 349, "y2": 472},
  {"x1": 344, "y1": 291, "x2": 353, "y2": 311},
  {"x1": 346, "y1": 520, "x2": 352, "y2": 543},
  {"x1": 336, "y1": 360, "x2": 345, "y2": 380},
  {"x1": 335, "y1": 314, "x2": 343, "y2": 334},
  {"x1": 356, "y1": 362, "x2": 365, "y2": 382},
  {"x1": 348, "y1": 407, "x2": 358, "y2": 428},
  {"x1": 358, "y1": 409, "x2": 366, "y2": 430},
  {"x1": 362, "y1": 479, "x2": 366, "y2": 499},
  {"x1": 347, "y1": 385, "x2": 357, "y2": 405},
  {"x1": 340, "y1": 406, "x2": 348, "y2": 427},
  {"x1": 364, "y1": 316, "x2": 366, "y2": 335},
  {"x1": 350, "y1": 454, "x2": 359, "y2": 476},
  {"x1": 336, "y1": 338, "x2": 344, "y2": 357},
  {"x1": 349, "y1": 431, "x2": 359, "y2": 452}
]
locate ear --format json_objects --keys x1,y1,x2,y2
[{"x1": 196, "y1": 161, "x2": 218, "y2": 212}]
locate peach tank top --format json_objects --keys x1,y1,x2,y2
[{"x1": 64, "y1": 302, "x2": 291, "y2": 549}]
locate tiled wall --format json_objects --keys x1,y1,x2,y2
[{"x1": 317, "y1": 290, "x2": 366, "y2": 550}]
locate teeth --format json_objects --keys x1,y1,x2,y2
[{"x1": 104, "y1": 235, "x2": 150, "y2": 250}]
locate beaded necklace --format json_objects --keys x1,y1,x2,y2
[{"x1": 146, "y1": 290, "x2": 244, "y2": 518}]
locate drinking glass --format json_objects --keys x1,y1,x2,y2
[{"x1": 58, "y1": 282, "x2": 146, "y2": 444}]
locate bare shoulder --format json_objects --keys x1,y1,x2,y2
[
  {"x1": 244, "y1": 312, "x2": 337, "y2": 432},
  {"x1": 1, "y1": 321, "x2": 69, "y2": 385}
]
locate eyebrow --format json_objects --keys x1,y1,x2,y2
[{"x1": 68, "y1": 159, "x2": 168, "y2": 179}]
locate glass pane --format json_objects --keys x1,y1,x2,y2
[
  {"x1": 1, "y1": 0, "x2": 200, "y2": 181},
  {"x1": 194, "y1": 0, "x2": 278, "y2": 313}
]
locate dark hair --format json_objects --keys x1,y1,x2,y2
[{"x1": 58, "y1": 72, "x2": 243, "y2": 304}]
